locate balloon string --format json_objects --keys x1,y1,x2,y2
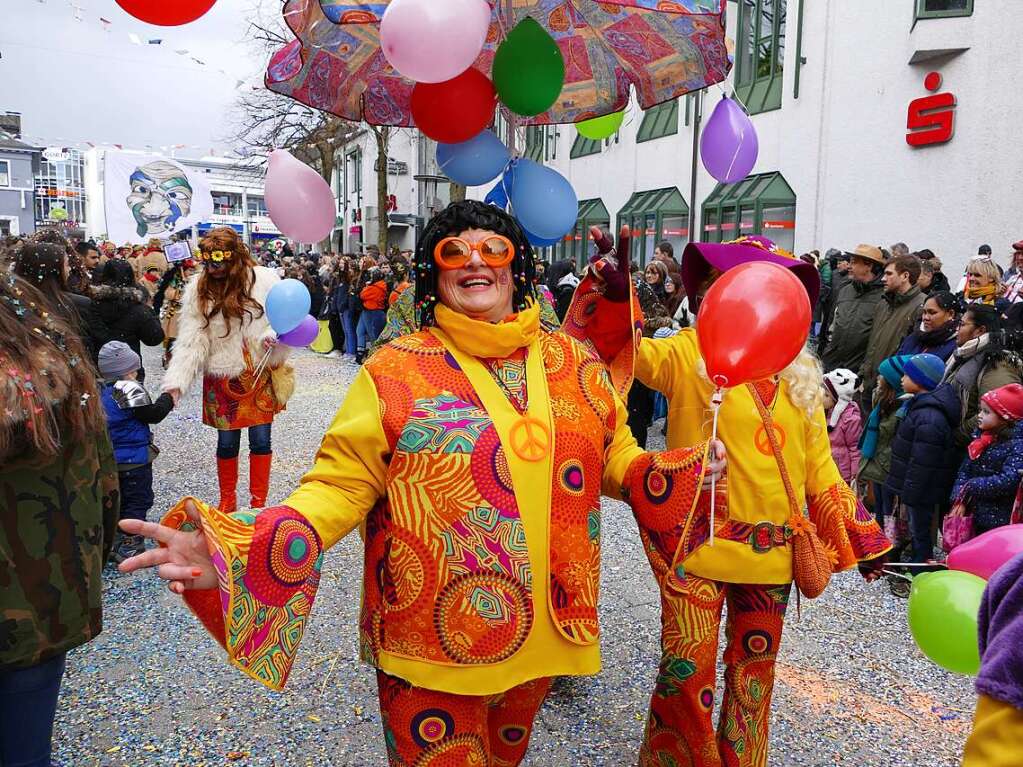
[{"x1": 709, "y1": 385, "x2": 724, "y2": 546}]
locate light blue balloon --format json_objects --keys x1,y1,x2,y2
[
  {"x1": 265, "y1": 278, "x2": 311, "y2": 335},
  {"x1": 507, "y1": 159, "x2": 578, "y2": 240},
  {"x1": 524, "y1": 228, "x2": 562, "y2": 247},
  {"x1": 436, "y1": 130, "x2": 511, "y2": 187}
]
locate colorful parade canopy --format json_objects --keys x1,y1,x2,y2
[{"x1": 266, "y1": 0, "x2": 731, "y2": 127}]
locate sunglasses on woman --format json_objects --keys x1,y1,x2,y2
[{"x1": 433, "y1": 235, "x2": 515, "y2": 270}]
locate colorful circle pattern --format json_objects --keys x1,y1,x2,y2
[
  {"x1": 246, "y1": 510, "x2": 321, "y2": 607},
  {"x1": 433, "y1": 572, "x2": 532, "y2": 664},
  {"x1": 410, "y1": 708, "x2": 455, "y2": 748}
]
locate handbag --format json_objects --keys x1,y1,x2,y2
[
  {"x1": 269, "y1": 363, "x2": 296, "y2": 407},
  {"x1": 941, "y1": 489, "x2": 974, "y2": 553},
  {"x1": 748, "y1": 385, "x2": 832, "y2": 599}
]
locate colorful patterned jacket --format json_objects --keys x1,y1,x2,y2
[{"x1": 164, "y1": 300, "x2": 718, "y2": 694}]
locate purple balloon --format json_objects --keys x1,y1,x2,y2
[
  {"x1": 278, "y1": 315, "x2": 319, "y2": 347},
  {"x1": 700, "y1": 97, "x2": 759, "y2": 184}
]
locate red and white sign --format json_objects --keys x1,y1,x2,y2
[{"x1": 907, "y1": 71, "x2": 956, "y2": 148}]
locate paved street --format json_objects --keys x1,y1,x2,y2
[{"x1": 54, "y1": 346, "x2": 975, "y2": 767}]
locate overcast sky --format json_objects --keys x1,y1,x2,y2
[{"x1": 2, "y1": 0, "x2": 280, "y2": 156}]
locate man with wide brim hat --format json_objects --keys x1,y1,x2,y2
[
  {"x1": 578, "y1": 232, "x2": 890, "y2": 767},
  {"x1": 820, "y1": 244, "x2": 887, "y2": 372}
]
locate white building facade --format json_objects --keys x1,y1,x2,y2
[{"x1": 456, "y1": 0, "x2": 1019, "y2": 281}]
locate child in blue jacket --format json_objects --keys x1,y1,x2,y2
[{"x1": 98, "y1": 341, "x2": 174, "y2": 562}]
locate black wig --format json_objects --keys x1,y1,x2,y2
[{"x1": 413, "y1": 200, "x2": 537, "y2": 327}]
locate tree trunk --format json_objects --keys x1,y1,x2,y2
[
  {"x1": 373, "y1": 126, "x2": 390, "y2": 256},
  {"x1": 449, "y1": 182, "x2": 466, "y2": 203},
  {"x1": 315, "y1": 140, "x2": 337, "y2": 253}
]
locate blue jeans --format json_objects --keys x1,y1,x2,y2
[
  {"x1": 119, "y1": 463, "x2": 154, "y2": 523},
  {"x1": 356, "y1": 309, "x2": 386, "y2": 353},
  {"x1": 216, "y1": 423, "x2": 272, "y2": 459},
  {"x1": 341, "y1": 309, "x2": 357, "y2": 355},
  {"x1": 907, "y1": 504, "x2": 937, "y2": 562},
  {"x1": 871, "y1": 481, "x2": 896, "y2": 527},
  {"x1": 0, "y1": 653, "x2": 66, "y2": 767}
]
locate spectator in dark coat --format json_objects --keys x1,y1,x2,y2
[
  {"x1": 887, "y1": 354, "x2": 962, "y2": 562},
  {"x1": 92, "y1": 260, "x2": 164, "y2": 382},
  {"x1": 916, "y1": 249, "x2": 951, "y2": 294},
  {"x1": 821, "y1": 245, "x2": 885, "y2": 372},
  {"x1": 897, "y1": 291, "x2": 958, "y2": 362},
  {"x1": 951, "y1": 383, "x2": 1023, "y2": 535},
  {"x1": 546, "y1": 259, "x2": 579, "y2": 323},
  {"x1": 13, "y1": 241, "x2": 108, "y2": 362}
]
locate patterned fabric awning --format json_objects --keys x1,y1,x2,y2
[{"x1": 266, "y1": 0, "x2": 730, "y2": 128}]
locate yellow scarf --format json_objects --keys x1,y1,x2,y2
[
  {"x1": 965, "y1": 284, "x2": 998, "y2": 304},
  {"x1": 434, "y1": 301, "x2": 540, "y2": 358}
]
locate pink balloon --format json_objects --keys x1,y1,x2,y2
[
  {"x1": 278, "y1": 315, "x2": 319, "y2": 347},
  {"x1": 700, "y1": 96, "x2": 759, "y2": 184},
  {"x1": 264, "y1": 150, "x2": 336, "y2": 243},
  {"x1": 947, "y1": 525, "x2": 1023, "y2": 580},
  {"x1": 380, "y1": 0, "x2": 491, "y2": 84}
]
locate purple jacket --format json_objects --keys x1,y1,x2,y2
[
  {"x1": 976, "y1": 551, "x2": 1023, "y2": 709},
  {"x1": 827, "y1": 402, "x2": 862, "y2": 486}
]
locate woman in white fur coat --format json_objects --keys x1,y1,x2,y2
[{"x1": 162, "y1": 227, "x2": 290, "y2": 511}]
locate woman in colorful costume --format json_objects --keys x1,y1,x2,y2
[
  {"x1": 162, "y1": 227, "x2": 291, "y2": 512},
  {"x1": 120, "y1": 201, "x2": 724, "y2": 766},
  {"x1": 582, "y1": 232, "x2": 891, "y2": 767}
]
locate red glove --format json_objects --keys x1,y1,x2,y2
[
  {"x1": 588, "y1": 224, "x2": 631, "y2": 303},
  {"x1": 857, "y1": 552, "x2": 889, "y2": 582}
]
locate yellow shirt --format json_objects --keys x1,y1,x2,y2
[
  {"x1": 284, "y1": 307, "x2": 643, "y2": 695},
  {"x1": 962, "y1": 695, "x2": 1023, "y2": 767},
  {"x1": 636, "y1": 329, "x2": 842, "y2": 584}
]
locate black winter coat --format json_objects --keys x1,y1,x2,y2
[
  {"x1": 886, "y1": 384, "x2": 962, "y2": 507},
  {"x1": 92, "y1": 285, "x2": 164, "y2": 374}
]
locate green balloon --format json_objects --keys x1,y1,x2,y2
[
  {"x1": 492, "y1": 17, "x2": 565, "y2": 117},
  {"x1": 907, "y1": 570, "x2": 985, "y2": 676},
  {"x1": 576, "y1": 111, "x2": 625, "y2": 140}
]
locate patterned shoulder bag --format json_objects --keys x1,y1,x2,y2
[{"x1": 748, "y1": 384, "x2": 832, "y2": 599}]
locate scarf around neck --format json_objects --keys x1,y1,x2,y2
[
  {"x1": 965, "y1": 284, "x2": 998, "y2": 304},
  {"x1": 433, "y1": 300, "x2": 541, "y2": 359}
]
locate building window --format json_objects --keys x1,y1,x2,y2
[
  {"x1": 247, "y1": 195, "x2": 268, "y2": 217},
  {"x1": 0, "y1": 160, "x2": 9, "y2": 187},
  {"x1": 916, "y1": 0, "x2": 973, "y2": 19},
  {"x1": 34, "y1": 149, "x2": 87, "y2": 227},
  {"x1": 735, "y1": 0, "x2": 786, "y2": 114},
  {"x1": 701, "y1": 171, "x2": 796, "y2": 253},
  {"x1": 213, "y1": 192, "x2": 243, "y2": 217},
  {"x1": 525, "y1": 126, "x2": 545, "y2": 162},
  {"x1": 617, "y1": 187, "x2": 690, "y2": 268},
  {"x1": 636, "y1": 100, "x2": 679, "y2": 143},
  {"x1": 570, "y1": 134, "x2": 601, "y2": 159}
]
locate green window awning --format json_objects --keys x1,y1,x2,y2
[
  {"x1": 577, "y1": 197, "x2": 610, "y2": 223},
  {"x1": 636, "y1": 99, "x2": 679, "y2": 143},
  {"x1": 703, "y1": 171, "x2": 794, "y2": 208},
  {"x1": 570, "y1": 134, "x2": 602, "y2": 159},
  {"x1": 619, "y1": 187, "x2": 690, "y2": 218}
]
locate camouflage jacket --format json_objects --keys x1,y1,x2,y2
[{"x1": 0, "y1": 429, "x2": 120, "y2": 669}]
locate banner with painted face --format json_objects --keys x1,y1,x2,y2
[{"x1": 103, "y1": 150, "x2": 213, "y2": 242}]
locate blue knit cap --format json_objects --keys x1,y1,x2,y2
[
  {"x1": 879, "y1": 355, "x2": 912, "y2": 394},
  {"x1": 905, "y1": 353, "x2": 946, "y2": 391}
]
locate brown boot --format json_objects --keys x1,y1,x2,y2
[
  {"x1": 216, "y1": 456, "x2": 239, "y2": 513},
  {"x1": 249, "y1": 452, "x2": 272, "y2": 509}
]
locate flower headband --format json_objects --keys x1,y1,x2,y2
[{"x1": 194, "y1": 249, "x2": 234, "y2": 263}]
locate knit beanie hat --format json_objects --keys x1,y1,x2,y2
[
  {"x1": 878, "y1": 355, "x2": 912, "y2": 394},
  {"x1": 98, "y1": 341, "x2": 141, "y2": 380},
  {"x1": 981, "y1": 383, "x2": 1023, "y2": 421},
  {"x1": 904, "y1": 353, "x2": 945, "y2": 391}
]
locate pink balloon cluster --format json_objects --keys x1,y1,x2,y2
[
  {"x1": 947, "y1": 525, "x2": 1023, "y2": 581},
  {"x1": 264, "y1": 150, "x2": 336, "y2": 244}
]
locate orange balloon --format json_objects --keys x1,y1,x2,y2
[{"x1": 696, "y1": 261, "x2": 811, "y2": 388}]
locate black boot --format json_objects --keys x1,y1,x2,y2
[{"x1": 355, "y1": 350, "x2": 365, "y2": 365}]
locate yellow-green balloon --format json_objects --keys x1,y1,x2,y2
[
  {"x1": 492, "y1": 17, "x2": 565, "y2": 117},
  {"x1": 576, "y1": 111, "x2": 625, "y2": 140},
  {"x1": 907, "y1": 570, "x2": 985, "y2": 676}
]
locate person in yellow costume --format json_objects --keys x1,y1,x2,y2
[
  {"x1": 584, "y1": 231, "x2": 892, "y2": 767},
  {"x1": 118, "y1": 201, "x2": 725, "y2": 767}
]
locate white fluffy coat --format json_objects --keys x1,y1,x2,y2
[{"x1": 162, "y1": 265, "x2": 290, "y2": 394}]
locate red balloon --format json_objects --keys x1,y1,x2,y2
[
  {"x1": 696, "y1": 261, "x2": 811, "y2": 388},
  {"x1": 411, "y1": 68, "x2": 497, "y2": 144},
  {"x1": 115, "y1": 0, "x2": 216, "y2": 25}
]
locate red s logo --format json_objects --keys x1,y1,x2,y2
[{"x1": 907, "y1": 72, "x2": 956, "y2": 147}]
